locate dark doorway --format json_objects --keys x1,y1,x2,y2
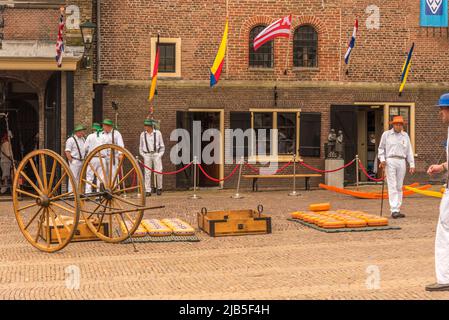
[
  {"x1": 176, "y1": 111, "x2": 221, "y2": 189},
  {"x1": 330, "y1": 105, "x2": 358, "y2": 183},
  {"x1": 44, "y1": 72, "x2": 62, "y2": 153}
]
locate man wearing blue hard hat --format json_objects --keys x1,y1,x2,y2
[{"x1": 426, "y1": 93, "x2": 449, "y2": 292}]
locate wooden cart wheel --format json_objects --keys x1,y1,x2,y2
[
  {"x1": 12, "y1": 149, "x2": 80, "y2": 253},
  {"x1": 79, "y1": 144, "x2": 145, "y2": 243}
]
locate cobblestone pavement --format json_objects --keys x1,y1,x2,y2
[{"x1": 1, "y1": 186, "x2": 448, "y2": 300}]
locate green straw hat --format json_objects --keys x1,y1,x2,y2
[
  {"x1": 74, "y1": 124, "x2": 86, "y2": 132},
  {"x1": 92, "y1": 122, "x2": 102, "y2": 131},
  {"x1": 102, "y1": 119, "x2": 114, "y2": 126},
  {"x1": 144, "y1": 119, "x2": 155, "y2": 126}
]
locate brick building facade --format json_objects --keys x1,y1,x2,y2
[{"x1": 2, "y1": 0, "x2": 449, "y2": 190}]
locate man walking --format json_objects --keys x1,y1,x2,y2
[
  {"x1": 65, "y1": 124, "x2": 86, "y2": 193},
  {"x1": 139, "y1": 119, "x2": 165, "y2": 196},
  {"x1": 84, "y1": 123, "x2": 103, "y2": 193},
  {"x1": 378, "y1": 116, "x2": 415, "y2": 219},
  {"x1": 426, "y1": 93, "x2": 449, "y2": 292}
]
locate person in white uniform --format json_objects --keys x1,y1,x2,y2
[
  {"x1": 84, "y1": 123, "x2": 104, "y2": 193},
  {"x1": 64, "y1": 125, "x2": 86, "y2": 193},
  {"x1": 139, "y1": 119, "x2": 165, "y2": 196},
  {"x1": 426, "y1": 93, "x2": 449, "y2": 292},
  {"x1": 0, "y1": 132, "x2": 12, "y2": 194},
  {"x1": 378, "y1": 116, "x2": 415, "y2": 219},
  {"x1": 100, "y1": 119, "x2": 124, "y2": 188}
]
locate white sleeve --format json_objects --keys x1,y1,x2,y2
[
  {"x1": 139, "y1": 132, "x2": 145, "y2": 157},
  {"x1": 158, "y1": 131, "x2": 165, "y2": 156},
  {"x1": 117, "y1": 132, "x2": 124, "y2": 148},
  {"x1": 65, "y1": 138, "x2": 73, "y2": 153},
  {"x1": 406, "y1": 134, "x2": 415, "y2": 168},
  {"x1": 378, "y1": 132, "x2": 387, "y2": 163}
]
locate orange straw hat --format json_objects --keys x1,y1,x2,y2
[{"x1": 390, "y1": 116, "x2": 406, "y2": 125}]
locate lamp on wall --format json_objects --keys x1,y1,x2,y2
[{"x1": 80, "y1": 20, "x2": 97, "y2": 69}]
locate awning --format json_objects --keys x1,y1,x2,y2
[{"x1": 0, "y1": 40, "x2": 83, "y2": 71}]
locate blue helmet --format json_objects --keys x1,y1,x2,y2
[{"x1": 436, "y1": 93, "x2": 449, "y2": 108}]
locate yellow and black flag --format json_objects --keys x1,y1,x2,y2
[
  {"x1": 149, "y1": 35, "x2": 160, "y2": 102},
  {"x1": 399, "y1": 42, "x2": 415, "y2": 97}
]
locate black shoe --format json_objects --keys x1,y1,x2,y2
[
  {"x1": 398, "y1": 212, "x2": 406, "y2": 218},
  {"x1": 152, "y1": 187, "x2": 157, "y2": 194},
  {"x1": 146, "y1": 192, "x2": 152, "y2": 197},
  {"x1": 392, "y1": 212, "x2": 401, "y2": 219},
  {"x1": 426, "y1": 283, "x2": 449, "y2": 292},
  {"x1": 157, "y1": 189, "x2": 162, "y2": 196}
]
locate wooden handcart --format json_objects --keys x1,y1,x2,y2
[{"x1": 11, "y1": 144, "x2": 161, "y2": 253}]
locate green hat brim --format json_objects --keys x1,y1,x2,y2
[{"x1": 102, "y1": 119, "x2": 114, "y2": 126}]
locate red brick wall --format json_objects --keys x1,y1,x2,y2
[{"x1": 99, "y1": 0, "x2": 449, "y2": 83}]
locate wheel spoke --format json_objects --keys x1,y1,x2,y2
[
  {"x1": 112, "y1": 167, "x2": 136, "y2": 192},
  {"x1": 18, "y1": 202, "x2": 38, "y2": 212},
  {"x1": 98, "y1": 155, "x2": 109, "y2": 189},
  {"x1": 20, "y1": 171, "x2": 43, "y2": 196},
  {"x1": 48, "y1": 206, "x2": 71, "y2": 233},
  {"x1": 52, "y1": 202, "x2": 76, "y2": 214},
  {"x1": 49, "y1": 171, "x2": 68, "y2": 198},
  {"x1": 86, "y1": 198, "x2": 106, "y2": 220},
  {"x1": 113, "y1": 199, "x2": 136, "y2": 226},
  {"x1": 40, "y1": 154, "x2": 48, "y2": 192},
  {"x1": 110, "y1": 193, "x2": 142, "y2": 207},
  {"x1": 29, "y1": 158, "x2": 45, "y2": 193},
  {"x1": 82, "y1": 178, "x2": 99, "y2": 190},
  {"x1": 50, "y1": 192, "x2": 73, "y2": 202},
  {"x1": 34, "y1": 214, "x2": 44, "y2": 243},
  {"x1": 89, "y1": 162, "x2": 107, "y2": 190},
  {"x1": 109, "y1": 148, "x2": 114, "y2": 188},
  {"x1": 45, "y1": 208, "x2": 50, "y2": 248},
  {"x1": 113, "y1": 185, "x2": 140, "y2": 195},
  {"x1": 49, "y1": 209, "x2": 63, "y2": 245},
  {"x1": 110, "y1": 155, "x2": 125, "y2": 191},
  {"x1": 24, "y1": 207, "x2": 43, "y2": 231},
  {"x1": 47, "y1": 158, "x2": 57, "y2": 195},
  {"x1": 16, "y1": 188, "x2": 40, "y2": 199}
]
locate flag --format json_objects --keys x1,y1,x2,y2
[
  {"x1": 149, "y1": 35, "x2": 160, "y2": 102},
  {"x1": 399, "y1": 43, "x2": 415, "y2": 96},
  {"x1": 210, "y1": 19, "x2": 228, "y2": 87},
  {"x1": 55, "y1": 8, "x2": 65, "y2": 68},
  {"x1": 420, "y1": 0, "x2": 448, "y2": 27},
  {"x1": 344, "y1": 19, "x2": 358, "y2": 65},
  {"x1": 253, "y1": 15, "x2": 292, "y2": 51}
]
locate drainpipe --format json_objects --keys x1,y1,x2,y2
[{"x1": 96, "y1": 0, "x2": 101, "y2": 83}]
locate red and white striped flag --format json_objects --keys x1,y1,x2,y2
[
  {"x1": 55, "y1": 7, "x2": 65, "y2": 68},
  {"x1": 253, "y1": 15, "x2": 292, "y2": 51}
]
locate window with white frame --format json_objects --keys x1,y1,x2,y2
[{"x1": 151, "y1": 37, "x2": 182, "y2": 78}]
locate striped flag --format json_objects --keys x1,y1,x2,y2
[
  {"x1": 399, "y1": 42, "x2": 415, "y2": 97},
  {"x1": 55, "y1": 8, "x2": 65, "y2": 68},
  {"x1": 253, "y1": 15, "x2": 292, "y2": 51},
  {"x1": 210, "y1": 19, "x2": 228, "y2": 87},
  {"x1": 344, "y1": 19, "x2": 358, "y2": 65},
  {"x1": 149, "y1": 35, "x2": 160, "y2": 102}
]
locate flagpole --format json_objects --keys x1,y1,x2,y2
[
  {"x1": 283, "y1": 15, "x2": 292, "y2": 76},
  {"x1": 225, "y1": 0, "x2": 229, "y2": 79}
]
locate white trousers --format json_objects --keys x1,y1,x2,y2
[
  {"x1": 86, "y1": 157, "x2": 101, "y2": 193},
  {"x1": 436, "y1": 191, "x2": 449, "y2": 284},
  {"x1": 143, "y1": 153, "x2": 163, "y2": 192},
  {"x1": 68, "y1": 159, "x2": 83, "y2": 193},
  {"x1": 1, "y1": 160, "x2": 11, "y2": 180},
  {"x1": 386, "y1": 158, "x2": 407, "y2": 214}
]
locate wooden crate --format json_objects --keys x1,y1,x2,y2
[
  {"x1": 41, "y1": 216, "x2": 109, "y2": 244},
  {"x1": 198, "y1": 206, "x2": 271, "y2": 237}
]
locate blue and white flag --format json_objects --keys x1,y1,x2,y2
[
  {"x1": 420, "y1": 0, "x2": 448, "y2": 27},
  {"x1": 344, "y1": 19, "x2": 358, "y2": 65}
]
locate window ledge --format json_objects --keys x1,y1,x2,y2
[
  {"x1": 292, "y1": 67, "x2": 320, "y2": 72},
  {"x1": 248, "y1": 155, "x2": 302, "y2": 163},
  {"x1": 248, "y1": 67, "x2": 275, "y2": 72}
]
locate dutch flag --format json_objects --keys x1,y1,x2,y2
[{"x1": 344, "y1": 19, "x2": 358, "y2": 65}]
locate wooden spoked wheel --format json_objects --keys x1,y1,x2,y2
[
  {"x1": 79, "y1": 144, "x2": 145, "y2": 243},
  {"x1": 12, "y1": 150, "x2": 80, "y2": 253}
]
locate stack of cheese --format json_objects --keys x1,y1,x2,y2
[
  {"x1": 120, "y1": 218, "x2": 195, "y2": 237},
  {"x1": 290, "y1": 203, "x2": 389, "y2": 229}
]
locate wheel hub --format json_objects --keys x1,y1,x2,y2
[
  {"x1": 103, "y1": 190, "x2": 113, "y2": 201},
  {"x1": 36, "y1": 195, "x2": 50, "y2": 208}
]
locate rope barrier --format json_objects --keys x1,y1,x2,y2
[
  {"x1": 358, "y1": 160, "x2": 386, "y2": 182},
  {"x1": 139, "y1": 160, "x2": 193, "y2": 175},
  {"x1": 197, "y1": 163, "x2": 241, "y2": 182},
  {"x1": 298, "y1": 159, "x2": 356, "y2": 174},
  {"x1": 244, "y1": 161, "x2": 293, "y2": 175}
]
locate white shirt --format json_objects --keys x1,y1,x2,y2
[
  {"x1": 378, "y1": 129, "x2": 415, "y2": 168},
  {"x1": 65, "y1": 135, "x2": 86, "y2": 160},
  {"x1": 139, "y1": 130, "x2": 165, "y2": 157},
  {"x1": 84, "y1": 132, "x2": 104, "y2": 156},
  {"x1": 100, "y1": 129, "x2": 124, "y2": 158}
]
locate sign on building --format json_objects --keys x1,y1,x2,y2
[{"x1": 420, "y1": 0, "x2": 448, "y2": 27}]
